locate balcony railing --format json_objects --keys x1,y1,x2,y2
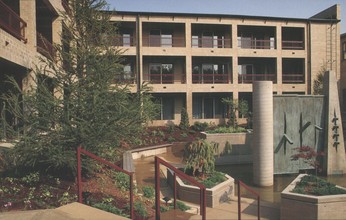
[
  {"x1": 113, "y1": 76, "x2": 136, "y2": 84},
  {"x1": 142, "y1": 36, "x2": 185, "y2": 47},
  {"x1": 0, "y1": 1, "x2": 27, "y2": 42},
  {"x1": 143, "y1": 73, "x2": 185, "y2": 84},
  {"x1": 192, "y1": 74, "x2": 230, "y2": 84},
  {"x1": 282, "y1": 40, "x2": 304, "y2": 50},
  {"x1": 238, "y1": 73, "x2": 276, "y2": 83},
  {"x1": 37, "y1": 33, "x2": 55, "y2": 59},
  {"x1": 106, "y1": 35, "x2": 136, "y2": 47},
  {"x1": 191, "y1": 37, "x2": 232, "y2": 48},
  {"x1": 282, "y1": 73, "x2": 305, "y2": 83},
  {"x1": 238, "y1": 38, "x2": 275, "y2": 49}
]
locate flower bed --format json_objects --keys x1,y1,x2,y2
[
  {"x1": 281, "y1": 174, "x2": 346, "y2": 220},
  {"x1": 167, "y1": 169, "x2": 234, "y2": 208}
]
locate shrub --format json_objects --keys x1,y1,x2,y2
[
  {"x1": 92, "y1": 202, "x2": 130, "y2": 218},
  {"x1": 142, "y1": 185, "x2": 155, "y2": 199},
  {"x1": 113, "y1": 172, "x2": 130, "y2": 191},
  {"x1": 174, "y1": 200, "x2": 191, "y2": 211},
  {"x1": 179, "y1": 107, "x2": 190, "y2": 130},
  {"x1": 180, "y1": 133, "x2": 188, "y2": 138},
  {"x1": 192, "y1": 122, "x2": 208, "y2": 131},
  {"x1": 206, "y1": 126, "x2": 246, "y2": 134},
  {"x1": 167, "y1": 137, "x2": 176, "y2": 143},
  {"x1": 134, "y1": 201, "x2": 148, "y2": 217},
  {"x1": 201, "y1": 171, "x2": 227, "y2": 188}
]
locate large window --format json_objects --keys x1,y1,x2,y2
[
  {"x1": 155, "y1": 97, "x2": 174, "y2": 120},
  {"x1": 149, "y1": 63, "x2": 173, "y2": 83},
  {"x1": 343, "y1": 42, "x2": 346, "y2": 60},
  {"x1": 193, "y1": 63, "x2": 229, "y2": 83},
  {"x1": 149, "y1": 30, "x2": 172, "y2": 47},
  {"x1": 193, "y1": 96, "x2": 225, "y2": 119}
]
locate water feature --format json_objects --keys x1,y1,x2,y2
[{"x1": 133, "y1": 149, "x2": 346, "y2": 205}]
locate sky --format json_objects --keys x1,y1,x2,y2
[{"x1": 106, "y1": 0, "x2": 346, "y2": 34}]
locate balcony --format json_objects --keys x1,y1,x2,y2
[
  {"x1": 238, "y1": 73, "x2": 276, "y2": 84},
  {"x1": 237, "y1": 38, "x2": 275, "y2": 49},
  {"x1": 107, "y1": 35, "x2": 136, "y2": 47},
  {"x1": 191, "y1": 36, "x2": 231, "y2": 48},
  {"x1": 61, "y1": 0, "x2": 69, "y2": 12},
  {"x1": 143, "y1": 73, "x2": 185, "y2": 84},
  {"x1": 192, "y1": 74, "x2": 230, "y2": 84},
  {"x1": 282, "y1": 27, "x2": 304, "y2": 50},
  {"x1": 142, "y1": 36, "x2": 185, "y2": 47},
  {"x1": 238, "y1": 25, "x2": 276, "y2": 49},
  {"x1": 0, "y1": 1, "x2": 27, "y2": 42},
  {"x1": 282, "y1": 74, "x2": 304, "y2": 83},
  {"x1": 37, "y1": 33, "x2": 55, "y2": 59}
]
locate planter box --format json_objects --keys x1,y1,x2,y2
[
  {"x1": 201, "y1": 132, "x2": 253, "y2": 165},
  {"x1": 281, "y1": 174, "x2": 346, "y2": 220},
  {"x1": 167, "y1": 169, "x2": 234, "y2": 208}
]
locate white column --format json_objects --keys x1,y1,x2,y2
[{"x1": 253, "y1": 81, "x2": 273, "y2": 186}]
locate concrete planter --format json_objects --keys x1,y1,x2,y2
[
  {"x1": 167, "y1": 169, "x2": 234, "y2": 208},
  {"x1": 281, "y1": 174, "x2": 346, "y2": 220},
  {"x1": 201, "y1": 132, "x2": 253, "y2": 165}
]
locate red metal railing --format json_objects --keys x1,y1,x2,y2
[
  {"x1": 155, "y1": 156, "x2": 206, "y2": 220},
  {"x1": 143, "y1": 73, "x2": 185, "y2": 84},
  {"x1": 282, "y1": 73, "x2": 305, "y2": 83},
  {"x1": 143, "y1": 36, "x2": 185, "y2": 47},
  {"x1": 282, "y1": 40, "x2": 304, "y2": 50},
  {"x1": 238, "y1": 38, "x2": 275, "y2": 49},
  {"x1": 237, "y1": 180, "x2": 260, "y2": 220},
  {"x1": 191, "y1": 37, "x2": 232, "y2": 48},
  {"x1": 238, "y1": 74, "x2": 276, "y2": 83},
  {"x1": 0, "y1": 1, "x2": 27, "y2": 42},
  {"x1": 37, "y1": 33, "x2": 55, "y2": 59},
  {"x1": 77, "y1": 146, "x2": 134, "y2": 219},
  {"x1": 192, "y1": 74, "x2": 230, "y2": 84}
]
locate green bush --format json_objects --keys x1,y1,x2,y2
[
  {"x1": 92, "y1": 203, "x2": 130, "y2": 218},
  {"x1": 179, "y1": 107, "x2": 190, "y2": 130},
  {"x1": 167, "y1": 137, "x2": 176, "y2": 143},
  {"x1": 180, "y1": 133, "x2": 188, "y2": 138},
  {"x1": 134, "y1": 201, "x2": 148, "y2": 217},
  {"x1": 206, "y1": 126, "x2": 246, "y2": 134},
  {"x1": 174, "y1": 200, "x2": 191, "y2": 211},
  {"x1": 201, "y1": 171, "x2": 227, "y2": 188},
  {"x1": 142, "y1": 185, "x2": 155, "y2": 199},
  {"x1": 113, "y1": 172, "x2": 130, "y2": 191},
  {"x1": 192, "y1": 122, "x2": 208, "y2": 131}
]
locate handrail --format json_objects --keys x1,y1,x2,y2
[
  {"x1": 143, "y1": 73, "x2": 185, "y2": 84},
  {"x1": 77, "y1": 146, "x2": 134, "y2": 219},
  {"x1": 238, "y1": 38, "x2": 275, "y2": 49},
  {"x1": 0, "y1": 1, "x2": 27, "y2": 42},
  {"x1": 142, "y1": 36, "x2": 186, "y2": 47},
  {"x1": 192, "y1": 73, "x2": 230, "y2": 84},
  {"x1": 237, "y1": 180, "x2": 260, "y2": 220},
  {"x1": 191, "y1": 37, "x2": 232, "y2": 48},
  {"x1": 282, "y1": 73, "x2": 305, "y2": 83},
  {"x1": 155, "y1": 156, "x2": 206, "y2": 220},
  {"x1": 238, "y1": 73, "x2": 276, "y2": 83},
  {"x1": 282, "y1": 40, "x2": 304, "y2": 50}
]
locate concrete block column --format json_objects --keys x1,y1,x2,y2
[{"x1": 253, "y1": 81, "x2": 274, "y2": 186}]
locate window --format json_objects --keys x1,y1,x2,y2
[
  {"x1": 193, "y1": 96, "x2": 225, "y2": 119},
  {"x1": 238, "y1": 64, "x2": 253, "y2": 75},
  {"x1": 149, "y1": 30, "x2": 161, "y2": 46},
  {"x1": 149, "y1": 63, "x2": 174, "y2": 83},
  {"x1": 155, "y1": 97, "x2": 175, "y2": 120},
  {"x1": 122, "y1": 34, "x2": 131, "y2": 46},
  {"x1": 161, "y1": 31, "x2": 172, "y2": 47},
  {"x1": 343, "y1": 42, "x2": 346, "y2": 60},
  {"x1": 149, "y1": 30, "x2": 172, "y2": 47}
]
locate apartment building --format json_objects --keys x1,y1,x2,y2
[
  {"x1": 109, "y1": 5, "x2": 341, "y2": 126},
  {"x1": 0, "y1": 0, "x2": 64, "y2": 134},
  {"x1": 0, "y1": 1, "x2": 341, "y2": 128}
]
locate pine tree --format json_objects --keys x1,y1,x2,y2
[
  {"x1": 2, "y1": 0, "x2": 157, "y2": 176},
  {"x1": 179, "y1": 107, "x2": 190, "y2": 130}
]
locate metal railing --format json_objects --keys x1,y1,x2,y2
[
  {"x1": 143, "y1": 36, "x2": 185, "y2": 47},
  {"x1": 282, "y1": 73, "x2": 305, "y2": 83},
  {"x1": 37, "y1": 33, "x2": 55, "y2": 59},
  {"x1": 192, "y1": 74, "x2": 230, "y2": 84},
  {"x1": 191, "y1": 37, "x2": 232, "y2": 48},
  {"x1": 237, "y1": 180, "x2": 260, "y2": 220},
  {"x1": 106, "y1": 35, "x2": 136, "y2": 47},
  {"x1": 238, "y1": 38, "x2": 275, "y2": 49},
  {"x1": 143, "y1": 73, "x2": 185, "y2": 84},
  {"x1": 0, "y1": 1, "x2": 27, "y2": 42},
  {"x1": 282, "y1": 40, "x2": 304, "y2": 50},
  {"x1": 77, "y1": 146, "x2": 134, "y2": 219},
  {"x1": 238, "y1": 73, "x2": 276, "y2": 83},
  {"x1": 155, "y1": 156, "x2": 206, "y2": 220}
]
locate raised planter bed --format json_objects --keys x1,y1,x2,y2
[
  {"x1": 167, "y1": 169, "x2": 234, "y2": 208},
  {"x1": 281, "y1": 174, "x2": 346, "y2": 220}
]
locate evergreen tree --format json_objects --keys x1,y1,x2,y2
[
  {"x1": 179, "y1": 107, "x2": 190, "y2": 130},
  {"x1": 2, "y1": 0, "x2": 157, "y2": 176}
]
